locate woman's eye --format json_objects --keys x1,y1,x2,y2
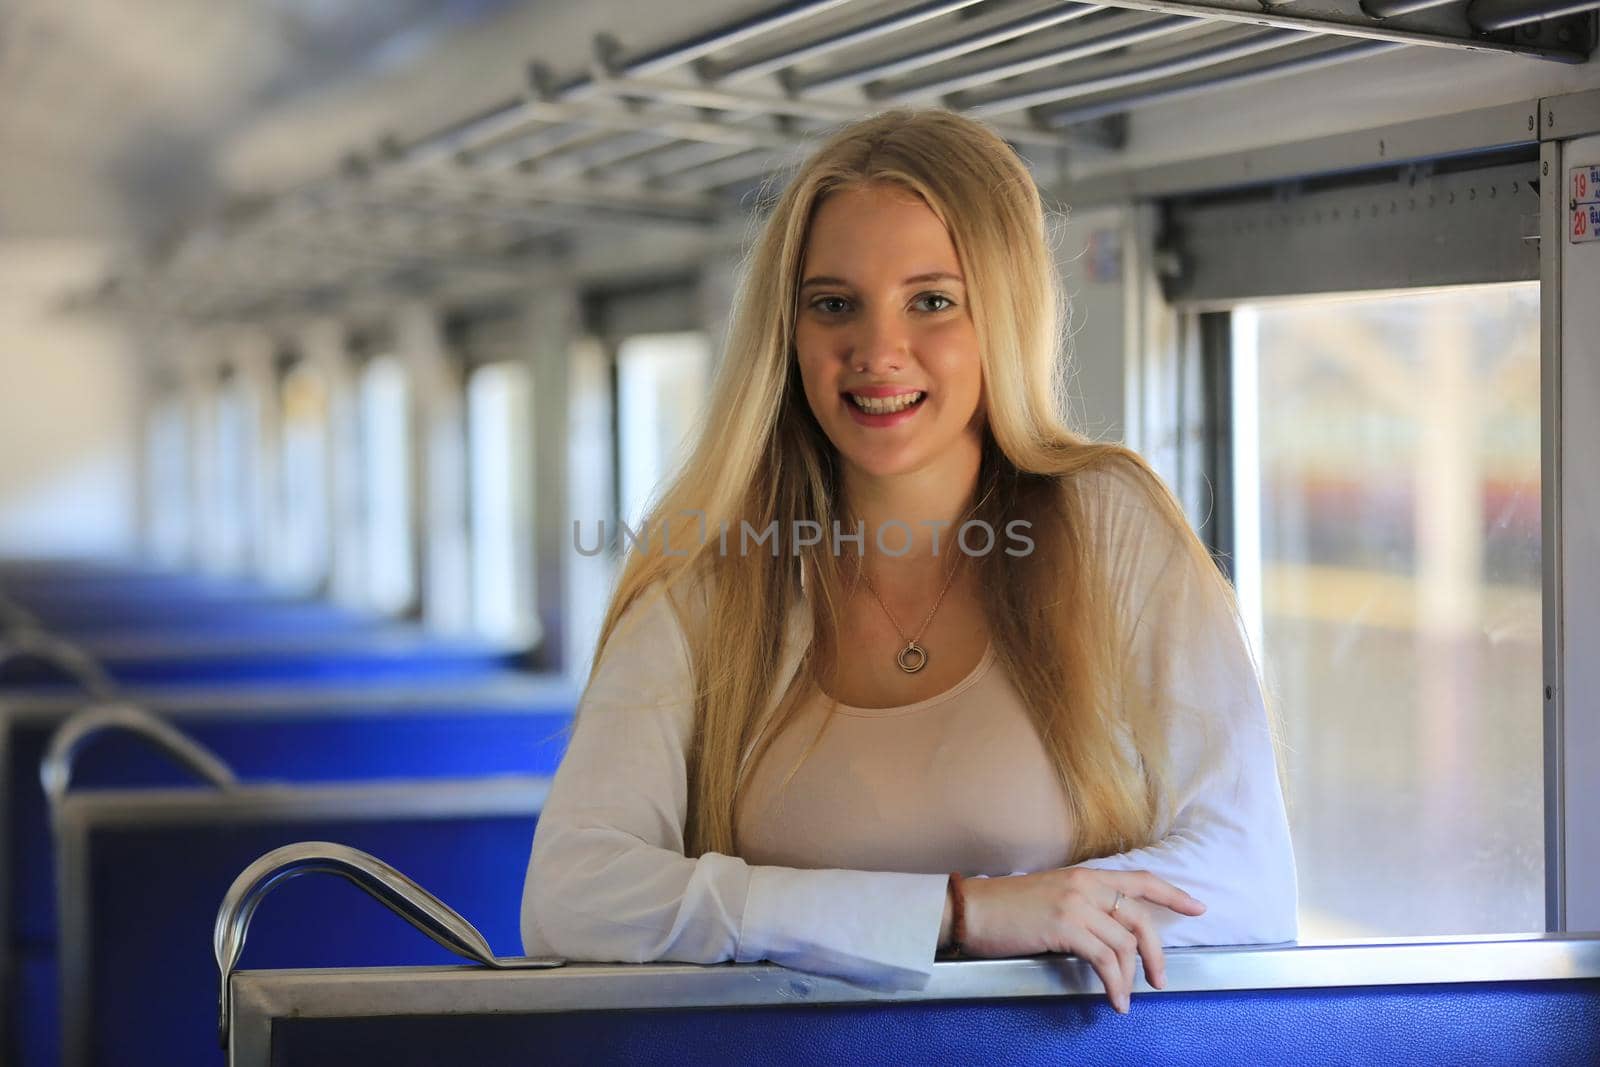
[
  {"x1": 915, "y1": 293, "x2": 955, "y2": 312},
  {"x1": 812, "y1": 296, "x2": 851, "y2": 314}
]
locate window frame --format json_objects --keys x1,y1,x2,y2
[{"x1": 1116, "y1": 122, "x2": 1576, "y2": 935}]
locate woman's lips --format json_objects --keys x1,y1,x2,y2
[{"x1": 842, "y1": 391, "x2": 926, "y2": 428}]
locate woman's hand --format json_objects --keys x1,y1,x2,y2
[{"x1": 956, "y1": 868, "x2": 1206, "y2": 1014}]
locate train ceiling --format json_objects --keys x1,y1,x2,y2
[{"x1": 13, "y1": 0, "x2": 1592, "y2": 323}]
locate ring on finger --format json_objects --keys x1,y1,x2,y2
[{"x1": 1111, "y1": 890, "x2": 1124, "y2": 916}]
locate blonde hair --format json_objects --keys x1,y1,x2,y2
[{"x1": 587, "y1": 107, "x2": 1286, "y2": 863}]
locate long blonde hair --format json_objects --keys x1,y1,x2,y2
[{"x1": 587, "y1": 107, "x2": 1285, "y2": 863}]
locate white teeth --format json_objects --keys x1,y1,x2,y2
[{"x1": 849, "y1": 391, "x2": 924, "y2": 414}]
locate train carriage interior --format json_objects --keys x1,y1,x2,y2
[{"x1": 1, "y1": 0, "x2": 1598, "y2": 1063}]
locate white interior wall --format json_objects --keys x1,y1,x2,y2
[{"x1": 0, "y1": 240, "x2": 140, "y2": 559}]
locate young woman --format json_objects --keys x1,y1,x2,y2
[{"x1": 521, "y1": 108, "x2": 1298, "y2": 1015}]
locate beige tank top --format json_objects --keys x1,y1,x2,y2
[{"x1": 733, "y1": 640, "x2": 1075, "y2": 877}]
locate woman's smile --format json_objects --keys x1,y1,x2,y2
[{"x1": 842, "y1": 387, "x2": 928, "y2": 426}]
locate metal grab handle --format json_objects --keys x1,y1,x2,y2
[
  {"x1": 0, "y1": 590, "x2": 40, "y2": 633},
  {"x1": 214, "y1": 842, "x2": 565, "y2": 1048},
  {"x1": 41, "y1": 702, "x2": 238, "y2": 810},
  {"x1": 0, "y1": 629, "x2": 115, "y2": 698}
]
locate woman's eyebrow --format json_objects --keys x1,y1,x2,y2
[{"x1": 799, "y1": 271, "x2": 965, "y2": 290}]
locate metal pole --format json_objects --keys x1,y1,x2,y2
[
  {"x1": 1040, "y1": 39, "x2": 1402, "y2": 126},
  {"x1": 960, "y1": 28, "x2": 1307, "y2": 115},
  {"x1": 1468, "y1": 0, "x2": 1600, "y2": 30},
  {"x1": 702, "y1": 0, "x2": 982, "y2": 82},
  {"x1": 557, "y1": 0, "x2": 860, "y2": 98},
  {"x1": 872, "y1": 15, "x2": 1201, "y2": 100},
  {"x1": 792, "y1": 2, "x2": 1102, "y2": 94},
  {"x1": 1360, "y1": 0, "x2": 1460, "y2": 18}
]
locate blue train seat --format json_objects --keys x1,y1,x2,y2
[
  {"x1": 223, "y1": 939, "x2": 1600, "y2": 1067},
  {"x1": 5, "y1": 688, "x2": 575, "y2": 1067},
  {"x1": 56, "y1": 777, "x2": 547, "y2": 1067}
]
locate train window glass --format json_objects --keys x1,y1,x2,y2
[
  {"x1": 466, "y1": 361, "x2": 535, "y2": 644},
  {"x1": 615, "y1": 332, "x2": 712, "y2": 536},
  {"x1": 358, "y1": 354, "x2": 415, "y2": 615},
  {"x1": 144, "y1": 395, "x2": 189, "y2": 565},
  {"x1": 211, "y1": 369, "x2": 253, "y2": 573},
  {"x1": 567, "y1": 336, "x2": 616, "y2": 680},
  {"x1": 1230, "y1": 282, "x2": 1542, "y2": 939},
  {"x1": 277, "y1": 362, "x2": 329, "y2": 593}
]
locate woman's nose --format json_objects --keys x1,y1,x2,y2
[{"x1": 849, "y1": 311, "x2": 908, "y2": 372}]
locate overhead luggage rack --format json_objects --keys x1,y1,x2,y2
[{"x1": 81, "y1": 0, "x2": 1598, "y2": 321}]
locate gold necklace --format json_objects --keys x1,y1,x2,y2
[{"x1": 857, "y1": 550, "x2": 962, "y2": 674}]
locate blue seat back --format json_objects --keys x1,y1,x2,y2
[
  {"x1": 22, "y1": 601, "x2": 377, "y2": 637},
  {"x1": 0, "y1": 639, "x2": 523, "y2": 687},
  {"x1": 10, "y1": 705, "x2": 572, "y2": 946},
  {"x1": 82, "y1": 807, "x2": 537, "y2": 1067},
  {"x1": 257, "y1": 978, "x2": 1600, "y2": 1066}
]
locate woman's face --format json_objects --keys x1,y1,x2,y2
[{"x1": 794, "y1": 183, "x2": 984, "y2": 480}]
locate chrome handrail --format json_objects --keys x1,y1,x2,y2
[
  {"x1": 215, "y1": 842, "x2": 564, "y2": 1047},
  {"x1": 0, "y1": 629, "x2": 115, "y2": 698},
  {"x1": 41, "y1": 702, "x2": 238, "y2": 810},
  {"x1": 0, "y1": 590, "x2": 40, "y2": 632}
]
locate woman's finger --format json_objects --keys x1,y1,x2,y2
[
  {"x1": 1064, "y1": 926, "x2": 1129, "y2": 1014},
  {"x1": 1093, "y1": 869, "x2": 1206, "y2": 917},
  {"x1": 1081, "y1": 908, "x2": 1145, "y2": 1017},
  {"x1": 1109, "y1": 895, "x2": 1167, "y2": 990}
]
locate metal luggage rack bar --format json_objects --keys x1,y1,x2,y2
[{"x1": 84, "y1": 0, "x2": 1597, "y2": 322}]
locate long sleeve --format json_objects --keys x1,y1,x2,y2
[
  {"x1": 1069, "y1": 465, "x2": 1300, "y2": 947},
  {"x1": 520, "y1": 583, "x2": 950, "y2": 991}
]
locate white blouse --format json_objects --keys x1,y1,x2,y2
[{"x1": 520, "y1": 463, "x2": 1300, "y2": 991}]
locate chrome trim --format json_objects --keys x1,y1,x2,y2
[
  {"x1": 1470, "y1": 0, "x2": 1600, "y2": 31},
  {"x1": 701, "y1": 0, "x2": 984, "y2": 84},
  {"x1": 872, "y1": 13, "x2": 1199, "y2": 101},
  {"x1": 227, "y1": 933, "x2": 1600, "y2": 1065},
  {"x1": 0, "y1": 671, "x2": 581, "y2": 719},
  {"x1": 584, "y1": 0, "x2": 858, "y2": 88},
  {"x1": 575, "y1": 76, "x2": 1063, "y2": 149},
  {"x1": 1540, "y1": 137, "x2": 1566, "y2": 935},
  {"x1": 41, "y1": 702, "x2": 238, "y2": 810},
  {"x1": 214, "y1": 842, "x2": 564, "y2": 1049},
  {"x1": 1088, "y1": 0, "x2": 1589, "y2": 60},
  {"x1": 792, "y1": 1, "x2": 1104, "y2": 94},
  {"x1": 1361, "y1": 0, "x2": 1456, "y2": 16},
  {"x1": 63, "y1": 626, "x2": 516, "y2": 660},
  {"x1": 1551, "y1": 127, "x2": 1600, "y2": 933},
  {"x1": 958, "y1": 27, "x2": 1308, "y2": 115},
  {"x1": 0, "y1": 630, "x2": 115, "y2": 697},
  {"x1": 0, "y1": 590, "x2": 38, "y2": 631},
  {"x1": 1037, "y1": 39, "x2": 1404, "y2": 127}
]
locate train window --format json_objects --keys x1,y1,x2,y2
[
  {"x1": 357, "y1": 354, "x2": 416, "y2": 615},
  {"x1": 1229, "y1": 283, "x2": 1542, "y2": 939},
  {"x1": 143, "y1": 393, "x2": 189, "y2": 566},
  {"x1": 466, "y1": 361, "x2": 536, "y2": 645},
  {"x1": 211, "y1": 366, "x2": 254, "y2": 573},
  {"x1": 566, "y1": 335, "x2": 617, "y2": 679},
  {"x1": 276, "y1": 361, "x2": 329, "y2": 594},
  {"x1": 615, "y1": 331, "x2": 712, "y2": 536}
]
